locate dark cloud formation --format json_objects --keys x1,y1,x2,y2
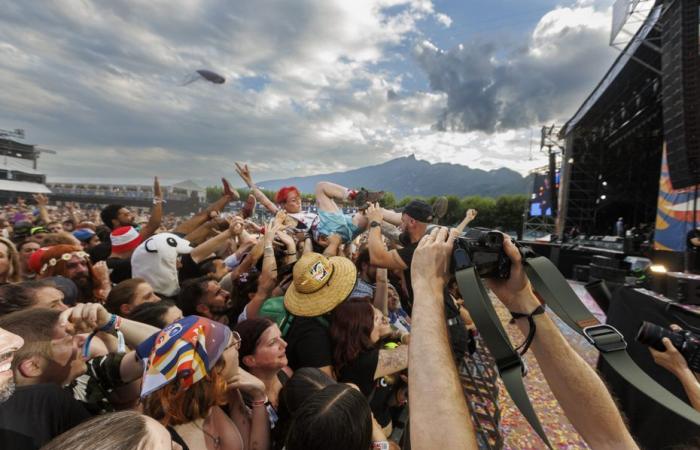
[{"x1": 414, "y1": 5, "x2": 618, "y2": 133}]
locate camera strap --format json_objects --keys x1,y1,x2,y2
[
  {"x1": 524, "y1": 255, "x2": 700, "y2": 427},
  {"x1": 455, "y1": 266, "x2": 553, "y2": 449}
]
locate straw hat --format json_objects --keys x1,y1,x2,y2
[{"x1": 284, "y1": 252, "x2": 357, "y2": 317}]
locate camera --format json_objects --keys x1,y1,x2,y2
[
  {"x1": 453, "y1": 227, "x2": 512, "y2": 279},
  {"x1": 636, "y1": 321, "x2": 700, "y2": 372}
]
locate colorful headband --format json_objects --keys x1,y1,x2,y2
[{"x1": 40, "y1": 251, "x2": 89, "y2": 274}]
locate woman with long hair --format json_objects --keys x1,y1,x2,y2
[
  {"x1": 330, "y1": 296, "x2": 409, "y2": 432},
  {"x1": 0, "y1": 237, "x2": 22, "y2": 284},
  {"x1": 141, "y1": 316, "x2": 269, "y2": 450}
]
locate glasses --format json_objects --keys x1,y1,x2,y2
[{"x1": 226, "y1": 331, "x2": 242, "y2": 351}]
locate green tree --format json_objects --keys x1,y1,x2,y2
[{"x1": 379, "y1": 192, "x2": 396, "y2": 209}]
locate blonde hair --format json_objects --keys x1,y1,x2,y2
[{"x1": 0, "y1": 237, "x2": 22, "y2": 283}]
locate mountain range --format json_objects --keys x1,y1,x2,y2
[{"x1": 258, "y1": 155, "x2": 531, "y2": 198}]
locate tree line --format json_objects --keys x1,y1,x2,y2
[{"x1": 207, "y1": 187, "x2": 528, "y2": 232}]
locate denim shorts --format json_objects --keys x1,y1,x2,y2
[{"x1": 316, "y1": 210, "x2": 360, "y2": 243}]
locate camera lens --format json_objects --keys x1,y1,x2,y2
[{"x1": 636, "y1": 321, "x2": 675, "y2": 352}]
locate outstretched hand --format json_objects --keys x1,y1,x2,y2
[
  {"x1": 153, "y1": 176, "x2": 162, "y2": 200},
  {"x1": 235, "y1": 163, "x2": 255, "y2": 188},
  {"x1": 411, "y1": 226, "x2": 457, "y2": 291},
  {"x1": 33, "y1": 193, "x2": 48, "y2": 206},
  {"x1": 366, "y1": 202, "x2": 383, "y2": 224}
]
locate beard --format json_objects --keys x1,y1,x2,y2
[
  {"x1": 0, "y1": 378, "x2": 15, "y2": 403},
  {"x1": 399, "y1": 231, "x2": 411, "y2": 246},
  {"x1": 72, "y1": 274, "x2": 94, "y2": 301}
]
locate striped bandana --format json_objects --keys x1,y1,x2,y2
[{"x1": 137, "y1": 316, "x2": 232, "y2": 397}]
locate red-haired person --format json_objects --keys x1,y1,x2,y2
[{"x1": 141, "y1": 316, "x2": 270, "y2": 450}]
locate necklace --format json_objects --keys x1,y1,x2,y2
[{"x1": 191, "y1": 418, "x2": 221, "y2": 449}]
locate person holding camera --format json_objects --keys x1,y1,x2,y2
[
  {"x1": 649, "y1": 324, "x2": 700, "y2": 412},
  {"x1": 408, "y1": 226, "x2": 639, "y2": 450}
]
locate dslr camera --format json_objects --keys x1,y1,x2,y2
[
  {"x1": 636, "y1": 321, "x2": 700, "y2": 372},
  {"x1": 452, "y1": 227, "x2": 512, "y2": 279}
]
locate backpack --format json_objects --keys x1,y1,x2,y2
[{"x1": 259, "y1": 296, "x2": 329, "y2": 337}]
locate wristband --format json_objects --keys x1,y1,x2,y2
[
  {"x1": 371, "y1": 441, "x2": 390, "y2": 450},
  {"x1": 250, "y1": 396, "x2": 268, "y2": 407},
  {"x1": 510, "y1": 305, "x2": 546, "y2": 356},
  {"x1": 100, "y1": 314, "x2": 117, "y2": 332}
]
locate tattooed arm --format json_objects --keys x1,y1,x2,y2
[{"x1": 374, "y1": 344, "x2": 408, "y2": 379}]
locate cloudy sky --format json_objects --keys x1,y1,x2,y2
[{"x1": 0, "y1": 0, "x2": 624, "y2": 186}]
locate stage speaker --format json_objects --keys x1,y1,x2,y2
[{"x1": 662, "y1": 0, "x2": 700, "y2": 189}]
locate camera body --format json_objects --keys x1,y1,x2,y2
[
  {"x1": 452, "y1": 227, "x2": 512, "y2": 279},
  {"x1": 636, "y1": 321, "x2": 700, "y2": 372}
]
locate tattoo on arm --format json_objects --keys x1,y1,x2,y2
[{"x1": 376, "y1": 345, "x2": 409, "y2": 379}]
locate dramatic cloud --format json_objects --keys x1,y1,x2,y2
[
  {"x1": 0, "y1": 0, "x2": 622, "y2": 186},
  {"x1": 414, "y1": 1, "x2": 618, "y2": 133}
]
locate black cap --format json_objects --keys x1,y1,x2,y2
[{"x1": 402, "y1": 200, "x2": 433, "y2": 222}]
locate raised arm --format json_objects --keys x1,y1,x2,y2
[
  {"x1": 190, "y1": 217, "x2": 243, "y2": 264},
  {"x1": 409, "y1": 227, "x2": 478, "y2": 450},
  {"x1": 486, "y1": 238, "x2": 638, "y2": 450},
  {"x1": 226, "y1": 368, "x2": 270, "y2": 450},
  {"x1": 373, "y1": 268, "x2": 389, "y2": 316},
  {"x1": 244, "y1": 219, "x2": 280, "y2": 320},
  {"x1": 375, "y1": 344, "x2": 408, "y2": 379},
  {"x1": 173, "y1": 178, "x2": 238, "y2": 235},
  {"x1": 454, "y1": 209, "x2": 477, "y2": 233},
  {"x1": 33, "y1": 193, "x2": 50, "y2": 225},
  {"x1": 235, "y1": 162, "x2": 278, "y2": 214},
  {"x1": 139, "y1": 177, "x2": 163, "y2": 240},
  {"x1": 367, "y1": 204, "x2": 407, "y2": 270}
]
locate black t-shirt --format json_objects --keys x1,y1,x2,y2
[
  {"x1": 106, "y1": 257, "x2": 132, "y2": 284},
  {"x1": 89, "y1": 241, "x2": 111, "y2": 263},
  {"x1": 337, "y1": 349, "x2": 395, "y2": 427},
  {"x1": 178, "y1": 254, "x2": 204, "y2": 283},
  {"x1": 285, "y1": 316, "x2": 333, "y2": 370},
  {"x1": 0, "y1": 383, "x2": 91, "y2": 450},
  {"x1": 397, "y1": 240, "x2": 418, "y2": 314}
]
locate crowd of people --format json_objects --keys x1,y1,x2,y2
[{"x1": 0, "y1": 163, "x2": 694, "y2": 449}]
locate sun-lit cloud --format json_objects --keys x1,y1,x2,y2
[{"x1": 0, "y1": 0, "x2": 618, "y2": 186}]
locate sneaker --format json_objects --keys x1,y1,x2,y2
[
  {"x1": 432, "y1": 196, "x2": 448, "y2": 220},
  {"x1": 222, "y1": 177, "x2": 239, "y2": 200},
  {"x1": 241, "y1": 194, "x2": 256, "y2": 219},
  {"x1": 354, "y1": 188, "x2": 384, "y2": 207}
]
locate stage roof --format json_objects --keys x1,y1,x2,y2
[
  {"x1": 562, "y1": 4, "x2": 662, "y2": 136},
  {"x1": 0, "y1": 180, "x2": 51, "y2": 194}
]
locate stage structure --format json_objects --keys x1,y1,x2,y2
[
  {"x1": 559, "y1": 2, "x2": 664, "y2": 238},
  {"x1": 0, "y1": 129, "x2": 52, "y2": 197},
  {"x1": 522, "y1": 125, "x2": 562, "y2": 240}
]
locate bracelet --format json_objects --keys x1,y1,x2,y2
[
  {"x1": 250, "y1": 397, "x2": 268, "y2": 407},
  {"x1": 371, "y1": 441, "x2": 390, "y2": 450},
  {"x1": 153, "y1": 198, "x2": 165, "y2": 205},
  {"x1": 510, "y1": 305, "x2": 546, "y2": 356},
  {"x1": 285, "y1": 251, "x2": 297, "y2": 256},
  {"x1": 100, "y1": 314, "x2": 117, "y2": 332}
]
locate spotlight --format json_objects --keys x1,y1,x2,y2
[
  {"x1": 602, "y1": 181, "x2": 607, "y2": 187},
  {"x1": 568, "y1": 158, "x2": 574, "y2": 164},
  {"x1": 649, "y1": 264, "x2": 667, "y2": 273},
  {"x1": 600, "y1": 194, "x2": 607, "y2": 200}
]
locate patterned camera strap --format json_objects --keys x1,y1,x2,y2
[
  {"x1": 455, "y1": 267, "x2": 552, "y2": 449},
  {"x1": 525, "y1": 256, "x2": 700, "y2": 427}
]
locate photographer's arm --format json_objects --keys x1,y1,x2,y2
[
  {"x1": 650, "y1": 332, "x2": 700, "y2": 411},
  {"x1": 487, "y1": 239, "x2": 638, "y2": 450},
  {"x1": 409, "y1": 228, "x2": 478, "y2": 450}
]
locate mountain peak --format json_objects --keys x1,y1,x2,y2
[{"x1": 260, "y1": 156, "x2": 528, "y2": 198}]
